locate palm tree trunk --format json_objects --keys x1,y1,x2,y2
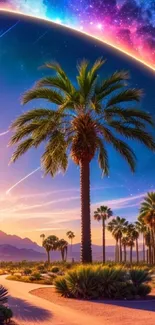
[
  {"x1": 130, "y1": 246, "x2": 133, "y2": 264},
  {"x1": 146, "y1": 249, "x2": 149, "y2": 264},
  {"x1": 61, "y1": 249, "x2": 64, "y2": 261},
  {"x1": 47, "y1": 250, "x2": 50, "y2": 264},
  {"x1": 119, "y1": 238, "x2": 122, "y2": 263},
  {"x1": 142, "y1": 234, "x2": 145, "y2": 262},
  {"x1": 136, "y1": 239, "x2": 139, "y2": 263},
  {"x1": 115, "y1": 239, "x2": 119, "y2": 262},
  {"x1": 71, "y1": 238, "x2": 72, "y2": 259},
  {"x1": 80, "y1": 160, "x2": 92, "y2": 263},
  {"x1": 102, "y1": 219, "x2": 105, "y2": 263},
  {"x1": 124, "y1": 245, "x2": 126, "y2": 262}
]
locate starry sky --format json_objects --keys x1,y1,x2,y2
[
  {"x1": 0, "y1": 8, "x2": 155, "y2": 246},
  {"x1": 0, "y1": 0, "x2": 155, "y2": 70}
]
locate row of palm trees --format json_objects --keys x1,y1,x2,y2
[
  {"x1": 94, "y1": 192, "x2": 155, "y2": 264},
  {"x1": 40, "y1": 231, "x2": 75, "y2": 263},
  {"x1": 9, "y1": 58, "x2": 155, "y2": 263}
]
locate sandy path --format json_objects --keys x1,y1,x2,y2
[{"x1": 0, "y1": 275, "x2": 105, "y2": 325}]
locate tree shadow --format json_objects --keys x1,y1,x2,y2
[
  {"x1": 93, "y1": 297, "x2": 155, "y2": 312},
  {"x1": 7, "y1": 295, "x2": 52, "y2": 322}
]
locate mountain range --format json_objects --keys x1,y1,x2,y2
[{"x1": 0, "y1": 231, "x2": 142, "y2": 261}]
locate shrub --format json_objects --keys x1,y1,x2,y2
[
  {"x1": 55, "y1": 266, "x2": 152, "y2": 300},
  {"x1": 29, "y1": 272, "x2": 42, "y2": 281},
  {"x1": 37, "y1": 265, "x2": 46, "y2": 273},
  {"x1": 23, "y1": 268, "x2": 32, "y2": 276},
  {"x1": 0, "y1": 305, "x2": 13, "y2": 323},
  {"x1": 51, "y1": 266, "x2": 60, "y2": 273},
  {"x1": 137, "y1": 284, "x2": 151, "y2": 297},
  {"x1": 129, "y1": 269, "x2": 151, "y2": 287}
]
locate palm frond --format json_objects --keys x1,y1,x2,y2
[
  {"x1": 36, "y1": 75, "x2": 74, "y2": 94},
  {"x1": 109, "y1": 122, "x2": 155, "y2": 150},
  {"x1": 22, "y1": 88, "x2": 64, "y2": 105},
  {"x1": 96, "y1": 70, "x2": 130, "y2": 95},
  {"x1": 107, "y1": 89, "x2": 143, "y2": 107},
  {"x1": 96, "y1": 137, "x2": 109, "y2": 176},
  {"x1": 104, "y1": 107, "x2": 154, "y2": 126},
  {"x1": 10, "y1": 138, "x2": 34, "y2": 163}
]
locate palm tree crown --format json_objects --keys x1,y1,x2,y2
[
  {"x1": 9, "y1": 59, "x2": 155, "y2": 263},
  {"x1": 94, "y1": 206, "x2": 113, "y2": 222},
  {"x1": 139, "y1": 192, "x2": 155, "y2": 227}
]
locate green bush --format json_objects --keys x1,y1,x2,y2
[
  {"x1": 55, "y1": 266, "x2": 152, "y2": 300},
  {"x1": 23, "y1": 268, "x2": 32, "y2": 275},
  {"x1": 37, "y1": 264, "x2": 46, "y2": 273},
  {"x1": 0, "y1": 305, "x2": 13, "y2": 322},
  {"x1": 29, "y1": 272, "x2": 42, "y2": 281},
  {"x1": 51, "y1": 266, "x2": 60, "y2": 273}
]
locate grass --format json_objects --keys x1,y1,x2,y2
[{"x1": 6, "y1": 274, "x2": 54, "y2": 285}]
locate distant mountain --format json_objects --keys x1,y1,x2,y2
[
  {"x1": 0, "y1": 231, "x2": 44, "y2": 252},
  {"x1": 0, "y1": 245, "x2": 46, "y2": 261}
]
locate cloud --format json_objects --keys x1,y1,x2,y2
[{"x1": 0, "y1": 130, "x2": 9, "y2": 136}]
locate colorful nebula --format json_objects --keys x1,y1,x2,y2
[{"x1": 0, "y1": 0, "x2": 155, "y2": 71}]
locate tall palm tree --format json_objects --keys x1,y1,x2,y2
[
  {"x1": 40, "y1": 233, "x2": 45, "y2": 244},
  {"x1": 122, "y1": 236, "x2": 128, "y2": 262},
  {"x1": 93, "y1": 206, "x2": 113, "y2": 263},
  {"x1": 43, "y1": 235, "x2": 58, "y2": 264},
  {"x1": 133, "y1": 225, "x2": 140, "y2": 263},
  {"x1": 144, "y1": 229, "x2": 152, "y2": 264},
  {"x1": 139, "y1": 192, "x2": 155, "y2": 264},
  {"x1": 135, "y1": 219, "x2": 147, "y2": 262},
  {"x1": 107, "y1": 217, "x2": 128, "y2": 262},
  {"x1": 126, "y1": 223, "x2": 136, "y2": 264},
  {"x1": 66, "y1": 231, "x2": 75, "y2": 258},
  {"x1": 9, "y1": 59, "x2": 155, "y2": 263},
  {"x1": 58, "y1": 239, "x2": 68, "y2": 261}
]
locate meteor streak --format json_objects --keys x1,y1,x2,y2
[
  {"x1": 0, "y1": 20, "x2": 20, "y2": 38},
  {"x1": 6, "y1": 167, "x2": 41, "y2": 195},
  {"x1": 0, "y1": 130, "x2": 9, "y2": 136},
  {"x1": 33, "y1": 30, "x2": 48, "y2": 44}
]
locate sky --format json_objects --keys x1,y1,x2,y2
[
  {"x1": 0, "y1": 0, "x2": 155, "y2": 70},
  {"x1": 0, "y1": 7, "x2": 155, "y2": 246}
]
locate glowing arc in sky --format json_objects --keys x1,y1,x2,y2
[{"x1": 0, "y1": 8, "x2": 154, "y2": 72}]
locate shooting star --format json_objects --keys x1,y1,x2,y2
[
  {"x1": 0, "y1": 130, "x2": 9, "y2": 136},
  {"x1": 33, "y1": 30, "x2": 48, "y2": 44},
  {"x1": 6, "y1": 167, "x2": 41, "y2": 195},
  {"x1": 0, "y1": 20, "x2": 20, "y2": 38}
]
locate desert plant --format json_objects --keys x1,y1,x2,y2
[
  {"x1": 23, "y1": 268, "x2": 32, "y2": 275},
  {"x1": 0, "y1": 305, "x2": 13, "y2": 323},
  {"x1": 0, "y1": 286, "x2": 8, "y2": 305},
  {"x1": 30, "y1": 272, "x2": 42, "y2": 281},
  {"x1": 51, "y1": 266, "x2": 60, "y2": 273},
  {"x1": 9, "y1": 59, "x2": 155, "y2": 263},
  {"x1": 129, "y1": 268, "x2": 151, "y2": 287}
]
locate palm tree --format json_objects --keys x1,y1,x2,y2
[
  {"x1": 133, "y1": 225, "x2": 140, "y2": 263},
  {"x1": 93, "y1": 206, "x2": 113, "y2": 263},
  {"x1": 139, "y1": 192, "x2": 155, "y2": 264},
  {"x1": 135, "y1": 220, "x2": 147, "y2": 262},
  {"x1": 9, "y1": 59, "x2": 155, "y2": 263},
  {"x1": 66, "y1": 231, "x2": 75, "y2": 258},
  {"x1": 122, "y1": 236, "x2": 128, "y2": 262},
  {"x1": 40, "y1": 233, "x2": 45, "y2": 244},
  {"x1": 107, "y1": 217, "x2": 128, "y2": 262},
  {"x1": 126, "y1": 223, "x2": 136, "y2": 264},
  {"x1": 58, "y1": 239, "x2": 68, "y2": 261},
  {"x1": 144, "y1": 229, "x2": 152, "y2": 264},
  {"x1": 43, "y1": 235, "x2": 58, "y2": 264},
  {"x1": 43, "y1": 238, "x2": 51, "y2": 264}
]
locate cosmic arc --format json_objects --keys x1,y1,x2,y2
[{"x1": 0, "y1": 8, "x2": 155, "y2": 72}]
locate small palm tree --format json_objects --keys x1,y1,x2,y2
[
  {"x1": 40, "y1": 233, "x2": 45, "y2": 244},
  {"x1": 43, "y1": 235, "x2": 58, "y2": 264},
  {"x1": 58, "y1": 239, "x2": 68, "y2": 261},
  {"x1": 122, "y1": 236, "x2": 128, "y2": 262},
  {"x1": 9, "y1": 59, "x2": 155, "y2": 263},
  {"x1": 107, "y1": 217, "x2": 128, "y2": 262},
  {"x1": 139, "y1": 192, "x2": 155, "y2": 264},
  {"x1": 93, "y1": 206, "x2": 113, "y2": 263},
  {"x1": 135, "y1": 219, "x2": 147, "y2": 262},
  {"x1": 126, "y1": 223, "x2": 136, "y2": 264},
  {"x1": 66, "y1": 231, "x2": 75, "y2": 258}
]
